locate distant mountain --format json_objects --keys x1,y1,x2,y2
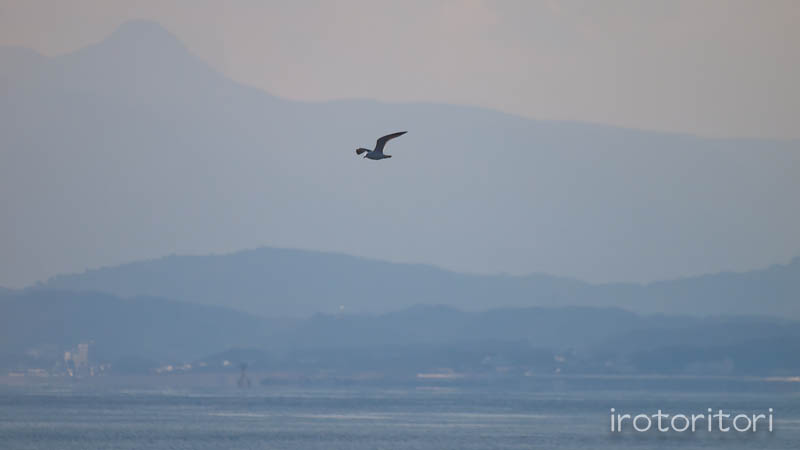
[
  {"x1": 39, "y1": 247, "x2": 800, "y2": 318},
  {"x1": 3, "y1": 290, "x2": 798, "y2": 376},
  {"x1": 2, "y1": 19, "x2": 799, "y2": 288},
  {"x1": 0, "y1": 290, "x2": 278, "y2": 364}
]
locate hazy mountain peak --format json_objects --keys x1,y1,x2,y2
[
  {"x1": 99, "y1": 19, "x2": 186, "y2": 55},
  {"x1": 41, "y1": 19, "x2": 231, "y2": 102}
]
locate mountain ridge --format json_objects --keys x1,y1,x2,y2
[
  {"x1": 38, "y1": 246, "x2": 800, "y2": 319},
  {"x1": 3, "y1": 289, "x2": 799, "y2": 376}
]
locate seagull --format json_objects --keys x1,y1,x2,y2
[{"x1": 356, "y1": 131, "x2": 407, "y2": 160}]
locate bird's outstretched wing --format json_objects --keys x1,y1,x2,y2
[{"x1": 373, "y1": 131, "x2": 407, "y2": 155}]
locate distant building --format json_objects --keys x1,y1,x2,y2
[
  {"x1": 75, "y1": 343, "x2": 89, "y2": 367},
  {"x1": 64, "y1": 342, "x2": 91, "y2": 376}
]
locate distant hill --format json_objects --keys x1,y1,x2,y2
[
  {"x1": 39, "y1": 247, "x2": 800, "y2": 318},
  {"x1": 0, "y1": 290, "x2": 277, "y2": 364},
  {"x1": 2, "y1": 19, "x2": 799, "y2": 288},
  {"x1": 3, "y1": 290, "x2": 799, "y2": 376}
]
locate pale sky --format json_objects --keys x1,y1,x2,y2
[{"x1": 1, "y1": 0, "x2": 798, "y2": 139}]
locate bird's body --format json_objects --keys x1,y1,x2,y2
[
  {"x1": 363, "y1": 151, "x2": 390, "y2": 160},
  {"x1": 356, "y1": 131, "x2": 406, "y2": 160}
]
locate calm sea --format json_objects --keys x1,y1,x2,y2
[{"x1": 1, "y1": 378, "x2": 798, "y2": 449}]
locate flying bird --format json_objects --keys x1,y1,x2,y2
[{"x1": 356, "y1": 131, "x2": 407, "y2": 160}]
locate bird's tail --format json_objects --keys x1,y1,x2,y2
[{"x1": 356, "y1": 148, "x2": 370, "y2": 155}]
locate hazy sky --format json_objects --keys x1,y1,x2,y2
[{"x1": 1, "y1": 0, "x2": 798, "y2": 139}]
